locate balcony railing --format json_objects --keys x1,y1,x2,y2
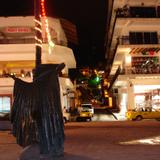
[
  {"x1": 120, "y1": 65, "x2": 160, "y2": 75},
  {"x1": 0, "y1": 38, "x2": 35, "y2": 44},
  {"x1": 0, "y1": 37, "x2": 65, "y2": 46},
  {"x1": 118, "y1": 36, "x2": 160, "y2": 45},
  {"x1": 116, "y1": 6, "x2": 160, "y2": 18}
]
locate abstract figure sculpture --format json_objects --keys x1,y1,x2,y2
[{"x1": 10, "y1": 63, "x2": 65, "y2": 159}]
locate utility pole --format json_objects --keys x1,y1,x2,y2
[{"x1": 34, "y1": 0, "x2": 42, "y2": 68}]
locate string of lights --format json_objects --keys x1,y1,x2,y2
[
  {"x1": 34, "y1": 13, "x2": 42, "y2": 48},
  {"x1": 34, "y1": 0, "x2": 55, "y2": 54},
  {"x1": 40, "y1": 0, "x2": 55, "y2": 54}
]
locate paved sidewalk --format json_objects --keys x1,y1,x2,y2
[{"x1": 0, "y1": 121, "x2": 160, "y2": 160}]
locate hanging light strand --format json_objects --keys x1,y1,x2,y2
[{"x1": 34, "y1": 17, "x2": 42, "y2": 48}]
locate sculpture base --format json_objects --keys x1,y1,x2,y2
[{"x1": 18, "y1": 144, "x2": 64, "y2": 160}]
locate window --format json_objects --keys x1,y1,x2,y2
[
  {"x1": 129, "y1": 32, "x2": 158, "y2": 44},
  {"x1": 0, "y1": 96, "x2": 11, "y2": 112},
  {"x1": 130, "y1": 7, "x2": 156, "y2": 18}
]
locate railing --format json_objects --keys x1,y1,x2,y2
[
  {"x1": 120, "y1": 65, "x2": 160, "y2": 75},
  {"x1": 116, "y1": 6, "x2": 160, "y2": 18},
  {"x1": 0, "y1": 38, "x2": 35, "y2": 44},
  {"x1": 0, "y1": 37, "x2": 66, "y2": 46},
  {"x1": 118, "y1": 36, "x2": 160, "y2": 45}
]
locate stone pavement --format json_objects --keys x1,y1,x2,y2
[{"x1": 0, "y1": 121, "x2": 160, "y2": 160}]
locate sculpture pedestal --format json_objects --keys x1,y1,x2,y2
[{"x1": 18, "y1": 144, "x2": 64, "y2": 160}]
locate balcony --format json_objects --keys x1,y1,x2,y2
[
  {"x1": 119, "y1": 35, "x2": 160, "y2": 45},
  {"x1": 0, "y1": 38, "x2": 35, "y2": 44},
  {"x1": 123, "y1": 65, "x2": 160, "y2": 75},
  {"x1": 116, "y1": 6, "x2": 160, "y2": 18}
]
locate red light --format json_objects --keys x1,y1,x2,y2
[
  {"x1": 149, "y1": 50, "x2": 154, "y2": 55},
  {"x1": 42, "y1": 13, "x2": 46, "y2": 17},
  {"x1": 40, "y1": 0, "x2": 46, "y2": 17}
]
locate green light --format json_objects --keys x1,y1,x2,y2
[
  {"x1": 95, "y1": 76, "x2": 100, "y2": 82},
  {"x1": 88, "y1": 75, "x2": 100, "y2": 86}
]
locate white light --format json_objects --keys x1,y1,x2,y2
[
  {"x1": 49, "y1": 41, "x2": 55, "y2": 47},
  {"x1": 35, "y1": 36, "x2": 42, "y2": 44},
  {"x1": 119, "y1": 93, "x2": 127, "y2": 115},
  {"x1": 125, "y1": 54, "x2": 131, "y2": 66},
  {"x1": 34, "y1": 19, "x2": 42, "y2": 26},
  {"x1": 134, "y1": 85, "x2": 160, "y2": 93},
  {"x1": 35, "y1": 43, "x2": 42, "y2": 48},
  {"x1": 120, "y1": 136, "x2": 160, "y2": 145},
  {"x1": 118, "y1": 47, "x2": 131, "y2": 53},
  {"x1": 35, "y1": 27, "x2": 42, "y2": 33}
]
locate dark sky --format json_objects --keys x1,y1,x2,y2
[{"x1": 0, "y1": 0, "x2": 107, "y2": 68}]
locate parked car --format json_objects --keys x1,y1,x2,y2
[
  {"x1": 81, "y1": 103, "x2": 94, "y2": 117},
  {"x1": 126, "y1": 108, "x2": 160, "y2": 121},
  {"x1": 76, "y1": 110, "x2": 92, "y2": 122},
  {"x1": 63, "y1": 112, "x2": 71, "y2": 123}
]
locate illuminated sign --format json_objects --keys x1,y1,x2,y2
[{"x1": 5, "y1": 27, "x2": 31, "y2": 33}]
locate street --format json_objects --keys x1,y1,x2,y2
[{"x1": 0, "y1": 120, "x2": 160, "y2": 160}]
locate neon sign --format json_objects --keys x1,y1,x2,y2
[{"x1": 5, "y1": 27, "x2": 31, "y2": 33}]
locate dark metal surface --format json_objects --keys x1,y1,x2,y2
[{"x1": 10, "y1": 63, "x2": 65, "y2": 155}]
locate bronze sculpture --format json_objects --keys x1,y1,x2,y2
[{"x1": 10, "y1": 63, "x2": 65, "y2": 159}]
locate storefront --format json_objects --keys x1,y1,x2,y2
[
  {"x1": 114, "y1": 75, "x2": 160, "y2": 116},
  {"x1": 134, "y1": 85, "x2": 160, "y2": 110},
  {"x1": 110, "y1": 45, "x2": 160, "y2": 117}
]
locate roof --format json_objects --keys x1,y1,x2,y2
[{"x1": 60, "y1": 18, "x2": 78, "y2": 45}]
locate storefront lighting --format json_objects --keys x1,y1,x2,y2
[
  {"x1": 109, "y1": 97, "x2": 112, "y2": 107},
  {"x1": 152, "y1": 95, "x2": 160, "y2": 100},
  {"x1": 125, "y1": 54, "x2": 131, "y2": 66},
  {"x1": 118, "y1": 47, "x2": 131, "y2": 53},
  {"x1": 134, "y1": 85, "x2": 160, "y2": 93},
  {"x1": 98, "y1": 85, "x2": 101, "y2": 89},
  {"x1": 119, "y1": 93, "x2": 127, "y2": 115}
]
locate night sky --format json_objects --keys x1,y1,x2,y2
[{"x1": 0, "y1": 0, "x2": 107, "y2": 68}]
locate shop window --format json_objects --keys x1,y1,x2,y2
[
  {"x1": 0, "y1": 96, "x2": 11, "y2": 120},
  {"x1": 134, "y1": 88, "x2": 160, "y2": 110},
  {"x1": 0, "y1": 96, "x2": 11, "y2": 112}
]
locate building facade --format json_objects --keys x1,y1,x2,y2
[
  {"x1": 106, "y1": 0, "x2": 160, "y2": 117},
  {"x1": 0, "y1": 16, "x2": 76, "y2": 117}
]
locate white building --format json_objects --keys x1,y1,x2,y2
[
  {"x1": 0, "y1": 16, "x2": 76, "y2": 114},
  {"x1": 106, "y1": 0, "x2": 160, "y2": 117}
]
